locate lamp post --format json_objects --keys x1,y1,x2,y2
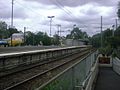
[{"x1": 48, "y1": 16, "x2": 55, "y2": 36}]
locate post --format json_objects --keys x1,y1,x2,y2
[
  {"x1": 112, "y1": 25, "x2": 115, "y2": 37},
  {"x1": 57, "y1": 24, "x2": 61, "y2": 45},
  {"x1": 11, "y1": 34, "x2": 13, "y2": 46},
  {"x1": 11, "y1": 0, "x2": 14, "y2": 27},
  {"x1": 57, "y1": 24, "x2": 61, "y2": 36},
  {"x1": 48, "y1": 16, "x2": 55, "y2": 37},
  {"x1": 57, "y1": 25, "x2": 59, "y2": 36},
  {"x1": 24, "y1": 27, "x2": 26, "y2": 45},
  {"x1": 116, "y1": 19, "x2": 118, "y2": 30},
  {"x1": 50, "y1": 19, "x2": 52, "y2": 36},
  {"x1": 10, "y1": 0, "x2": 14, "y2": 46},
  {"x1": 59, "y1": 25, "x2": 61, "y2": 37},
  {"x1": 32, "y1": 35, "x2": 34, "y2": 46},
  {"x1": 101, "y1": 16, "x2": 103, "y2": 48}
]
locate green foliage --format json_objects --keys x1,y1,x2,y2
[
  {"x1": 98, "y1": 46, "x2": 113, "y2": 57},
  {"x1": 0, "y1": 20, "x2": 53, "y2": 46},
  {"x1": 0, "y1": 21, "x2": 8, "y2": 39},
  {"x1": 91, "y1": 33, "x2": 101, "y2": 47},
  {"x1": 25, "y1": 31, "x2": 52, "y2": 46},
  {"x1": 91, "y1": 27, "x2": 120, "y2": 48},
  {"x1": 0, "y1": 21, "x2": 19, "y2": 39},
  {"x1": 52, "y1": 34, "x2": 60, "y2": 45},
  {"x1": 66, "y1": 27, "x2": 88, "y2": 40},
  {"x1": 117, "y1": 2, "x2": 120, "y2": 19}
]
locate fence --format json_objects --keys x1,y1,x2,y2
[
  {"x1": 37, "y1": 50, "x2": 98, "y2": 90},
  {"x1": 113, "y1": 57, "x2": 120, "y2": 75}
]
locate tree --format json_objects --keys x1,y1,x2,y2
[
  {"x1": 42, "y1": 33, "x2": 51, "y2": 45},
  {"x1": 53, "y1": 34, "x2": 60, "y2": 45},
  {"x1": 25, "y1": 31, "x2": 52, "y2": 46},
  {"x1": 26, "y1": 31, "x2": 35, "y2": 45},
  {"x1": 0, "y1": 21, "x2": 20, "y2": 39},
  {"x1": 66, "y1": 27, "x2": 88, "y2": 39},
  {"x1": 0, "y1": 21, "x2": 7, "y2": 39},
  {"x1": 8, "y1": 28, "x2": 19, "y2": 37},
  {"x1": 91, "y1": 33, "x2": 101, "y2": 47},
  {"x1": 117, "y1": 2, "x2": 120, "y2": 19}
]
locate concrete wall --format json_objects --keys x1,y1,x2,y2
[
  {"x1": 113, "y1": 57, "x2": 120, "y2": 75},
  {"x1": 0, "y1": 46, "x2": 88, "y2": 71},
  {"x1": 64, "y1": 39, "x2": 86, "y2": 46}
]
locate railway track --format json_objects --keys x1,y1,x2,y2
[
  {"x1": 0, "y1": 48, "x2": 87, "y2": 77},
  {"x1": 0, "y1": 48, "x2": 93, "y2": 90}
]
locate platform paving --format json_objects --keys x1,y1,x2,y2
[{"x1": 94, "y1": 67, "x2": 120, "y2": 90}]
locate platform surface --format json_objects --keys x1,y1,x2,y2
[{"x1": 94, "y1": 67, "x2": 120, "y2": 90}]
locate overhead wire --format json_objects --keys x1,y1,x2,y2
[
  {"x1": 13, "y1": 1, "x2": 50, "y2": 32},
  {"x1": 13, "y1": 1, "x2": 115, "y2": 35},
  {"x1": 50, "y1": 0, "x2": 74, "y2": 20},
  {"x1": 55, "y1": 0, "x2": 78, "y2": 19}
]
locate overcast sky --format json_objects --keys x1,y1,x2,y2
[{"x1": 0, "y1": 0, "x2": 119, "y2": 36}]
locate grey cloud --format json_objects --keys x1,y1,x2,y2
[
  {"x1": 25, "y1": 0, "x2": 119, "y2": 7},
  {"x1": 0, "y1": 8, "x2": 28, "y2": 19},
  {"x1": 14, "y1": 8, "x2": 28, "y2": 19},
  {"x1": 0, "y1": 0, "x2": 27, "y2": 19}
]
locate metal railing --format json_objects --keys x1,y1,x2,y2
[{"x1": 37, "y1": 50, "x2": 98, "y2": 90}]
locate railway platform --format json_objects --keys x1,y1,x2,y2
[
  {"x1": 94, "y1": 67, "x2": 120, "y2": 90},
  {"x1": 0, "y1": 46, "x2": 120, "y2": 90}
]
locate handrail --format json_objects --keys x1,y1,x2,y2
[
  {"x1": 75, "y1": 58, "x2": 98, "y2": 90},
  {"x1": 36, "y1": 49, "x2": 96, "y2": 90}
]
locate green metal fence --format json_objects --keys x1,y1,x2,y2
[{"x1": 37, "y1": 50, "x2": 98, "y2": 90}]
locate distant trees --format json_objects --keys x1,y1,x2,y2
[
  {"x1": 0, "y1": 20, "x2": 60, "y2": 46},
  {"x1": 25, "y1": 31, "x2": 52, "y2": 46},
  {"x1": 91, "y1": 33, "x2": 101, "y2": 47},
  {"x1": 52, "y1": 34, "x2": 60, "y2": 45},
  {"x1": 117, "y1": 2, "x2": 120, "y2": 19},
  {"x1": 66, "y1": 27, "x2": 88, "y2": 40},
  {"x1": 0, "y1": 21, "x2": 19, "y2": 39},
  {"x1": 91, "y1": 1, "x2": 120, "y2": 48},
  {"x1": 91, "y1": 27, "x2": 120, "y2": 48},
  {"x1": 0, "y1": 21, "x2": 8, "y2": 39}
]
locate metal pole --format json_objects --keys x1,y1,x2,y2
[
  {"x1": 24, "y1": 27, "x2": 26, "y2": 45},
  {"x1": 48, "y1": 16, "x2": 55, "y2": 37},
  {"x1": 11, "y1": 0, "x2": 14, "y2": 46},
  {"x1": 116, "y1": 19, "x2": 118, "y2": 30},
  {"x1": 101, "y1": 16, "x2": 103, "y2": 48},
  {"x1": 57, "y1": 24, "x2": 61, "y2": 36},
  {"x1": 50, "y1": 18, "x2": 52, "y2": 36},
  {"x1": 33, "y1": 35, "x2": 34, "y2": 46},
  {"x1": 112, "y1": 25, "x2": 115, "y2": 37},
  {"x1": 11, "y1": 0, "x2": 14, "y2": 27},
  {"x1": 60, "y1": 25, "x2": 61, "y2": 37}
]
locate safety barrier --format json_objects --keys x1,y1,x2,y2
[
  {"x1": 37, "y1": 50, "x2": 98, "y2": 90},
  {"x1": 113, "y1": 57, "x2": 120, "y2": 75}
]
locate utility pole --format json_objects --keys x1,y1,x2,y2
[
  {"x1": 56, "y1": 24, "x2": 61, "y2": 36},
  {"x1": 11, "y1": 0, "x2": 14, "y2": 27},
  {"x1": 115, "y1": 19, "x2": 118, "y2": 30},
  {"x1": 48, "y1": 16, "x2": 55, "y2": 36},
  {"x1": 56, "y1": 24, "x2": 61, "y2": 45},
  {"x1": 101, "y1": 16, "x2": 103, "y2": 48},
  {"x1": 24, "y1": 27, "x2": 26, "y2": 45},
  {"x1": 112, "y1": 25, "x2": 115, "y2": 37},
  {"x1": 11, "y1": 0, "x2": 14, "y2": 46}
]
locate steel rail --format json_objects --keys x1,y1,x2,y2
[{"x1": 4, "y1": 49, "x2": 92, "y2": 90}]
